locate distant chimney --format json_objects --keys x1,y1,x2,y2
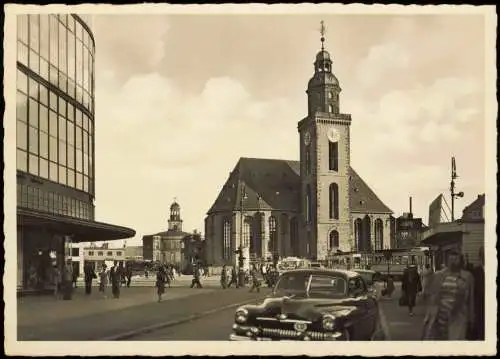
[{"x1": 409, "y1": 196, "x2": 413, "y2": 215}]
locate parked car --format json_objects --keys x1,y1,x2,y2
[
  {"x1": 353, "y1": 269, "x2": 383, "y2": 300},
  {"x1": 229, "y1": 268, "x2": 384, "y2": 341}
]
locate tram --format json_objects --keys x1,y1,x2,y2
[{"x1": 328, "y1": 247, "x2": 432, "y2": 280}]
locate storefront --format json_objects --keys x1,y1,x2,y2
[
  {"x1": 17, "y1": 208, "x2": 135, "y2": 294},
  {"x1": 422, "y1": 222, "x2": 464, "y2": 270}
]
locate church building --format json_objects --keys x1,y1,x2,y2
[{"x1": 204, "y1": 26, "x2": 393, "y2": 267}]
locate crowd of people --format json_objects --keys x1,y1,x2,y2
[{"x1": 398, "y1": 248, "x2": 485, "y2": 341}]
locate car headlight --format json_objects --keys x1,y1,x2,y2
[
  {"x1": 322, "y1": 314, "x2": 336, "y2": 330},
  {"x1": 235, "y1": 307, "x2": 249, "y2": 324}
]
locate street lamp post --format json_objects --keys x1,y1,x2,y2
[{"x1": 450, "y1": 156, "x2": 464, "y2": 221}]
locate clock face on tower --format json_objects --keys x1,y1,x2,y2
[
  {"x1": 327, "y1": 127, "x2": 340, "y2": 143},
  {"x1": 304, "y1": 131, "x2": 311, "y2": 146}
]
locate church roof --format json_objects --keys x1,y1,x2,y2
[{"x1": 207, "y1": 157, "x2": 392, "y2": 215}]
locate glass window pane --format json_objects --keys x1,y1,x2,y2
[
  {"x1": 75, "y1": 108, "x2": 82, "y2": 127},
  {"x1": 83, "y1": 175, "x2": 88, "y2": 192},
  {"x1": 29, "y1": 50, "x2": 39, "y2": 73},
  {"x1": 83, "y1": 113, "x2": 88, "y2": 132},
  {"x1": 17, "y1": 149, "x2": 28, "y2": 172},
  {"x1": 58, "y1": 165, "x2": 67, "y2": 185},
  {"x1": 58, "y1": 116, "x2": 66, "y2": 141},
  {"x1": 75, "y1": 126, "x2": 82, "y2": 150},
  {"x1": 58, "y1": 23, "x2": 67, "y2": 74},
  {"x1": 17, "y1": 15, "x2": 29, "y2": 44},
  {"x1": 49, "y1": 161, "x2": 58, "y2": 182},
  {"x1": 28, "y1": 98, "x2": 38, "y2": 127},
  {"x1": 49, "y1": 136, "x2": 57, "y2": 162},
  {"x1": 39, "y1": 84, "x2": 48, "y2": 106},
  {"x1": 76, "y1": 149, "x2": 82, "y2": 172},
  {"x1": 40, "y1": 57, "x2": 49, "y2": 80},
  {"x1": 17, "y1": 41, "x2": 29, "y2": 66},
  {"x1": 83, "y1": 49, "x2": 88, "y2": 90},
  {"x1": 17, "y1": 120, "x2": 27, "y2": 150},
  {"x1": 59, "y1": 140, "x2": 66, "y2": 166},
  {"x1": 67, "y1": 122, "x2": 74, "y2": 145},
  {"x1": 68, "y1": 33, "x2": 75, "y2": 80},
  {"x1": 49, "y1": 91, "x2": 57, "y2": 112},
  {"x1": 59, "y1": 97, "x2": 66, "y2": 118},
  {"x1": 40, "y1": 15, "x2": 49, "y2": 60},
  {"x1": 39, "y1": 104, "x2": 48, "y2": 133},
  {"x1": 28, "y1": 126, "x2": 38, "y2": 155},
  {"x1": 59, "y1": 71, "x2": 68, "y2": 92},
  {"x1": 29, "y1": 15, "x2": 39, "y2": 52},
  {"x1": 49, "y1": 65, "x2": 58, "y2": 87},
  {"x1": 89, "y1": 153, "x2": 93, "y2": 177},
  {"x1": 16, "y1": 91, "x2": 28, "y2": 123},
  {"x1": 59, "y1": 14, "x2": 68, "y2": 27},
  {"x1": 28, "y1": 154, "x2": 39, "y2": 175},
  {"x1": 67, "y1": 103, "x2": 74, "y2": 122},
  {"x1": 39, "y1": 131, "x2": 49, "y2": 159},
  {"x1": 17, "y1": 70, "x2": 28, "y2": 94},
  {"x1": 76, "y1": 40, "x2": 83, "y2": 85},
  {"x1": 68, "y1": 15, "x2": 75, "y2": 32},
  {"x1": 83, "y1": 131, "x2": 88, "y2": 154},
  {"x1": 67, "y1": 144, "x2": 75, "y2": 169},
  {"x1": 83, "y1": 153, "x2": 88, "y2": 175},
  {"x1": 28, "y1": 78, "x2": 38, "y2": 100},
  {"x1": 67, "y1": 168, "x2": 75, "y2": 187},
  {"x1": 68, "y1": 79, "x2": 76, "y2": 98},
  {"x1": 49, "y1": 15, "x2": 58, "y2": 66},
  {"x1": 76, "y1": 172, "x2": 83, "y2": 190},
  {"x1": 49, "y1": 110, "x2": 58, "y2": 136},
  {"x1": 39, "y1": 158, "x2": 49, "y2": 179}
]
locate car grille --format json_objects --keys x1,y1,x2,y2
[{"x1": 252, "y1": 317, "x2": 330, "y2": 341}]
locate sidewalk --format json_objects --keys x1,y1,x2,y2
[
  {"x1": 75, "y1": 274, "x2": 221, "y2": 288},
  {"x1": 378, "y1": 282, "x2": 426, "y2": 340},
  {"x1": 18, "y1": 286, "x2": 270, "y2": 341}
]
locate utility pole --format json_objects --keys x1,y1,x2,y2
[{"x1": 450, "y1": 156, "x2": 464, "y2": 221}]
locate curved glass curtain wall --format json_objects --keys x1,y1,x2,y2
[{"x1": 16, "y1": 14, "x2": 95, "y2": 220}]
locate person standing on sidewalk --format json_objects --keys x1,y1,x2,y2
[
  {"x1": 84, "y1": 262, "x2": 97, "y2": 295},
  {"x1": 249, "y1": 268, "x2": 261, "y2": 293},
  {"x1": 125, "y1": 264, "x2": 133, "y2": 288},
  {"x1": 99, "y1": 264, "x2": 108, "y2": 298},
  {"x1": 227, "y1": 267, "x2": 239, "y2": 288},
  {"x1": 156, "y1": 266, "x2": 166, "y2": 302},
  {"x1": 220, "y1": 265, "x2": 228, "y2": 289},
  {"x1": 401, "y1": 266, "x2": 422, "y2": 316},
  {"x1": 421, "y1": 249, "x2": 475, "y2": 340},
  {"x1": 190, "y1": 266, "x2": 203, "y2": 288},
  {"x1": 470, "y1": 247, "x2": 485, "y2": 340},
  {"x1": 109, "y1": 261, "x2": 121, "y2": 299}
]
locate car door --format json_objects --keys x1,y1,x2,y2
[{"x1": 359, "y1": 277, "x2": 379, "y2": 338}]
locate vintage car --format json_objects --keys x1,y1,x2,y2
[
  {"x1": 229, "y1": 268, "x2": 384, "y2": 341},
  {"x1": 352, "y1": 269, "x2": 383, "y2": 300}
]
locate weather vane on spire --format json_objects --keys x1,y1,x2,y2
[{"x1": 320, "y1": 20, "x2": 326, "y2": 50}]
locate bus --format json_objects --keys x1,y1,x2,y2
[{"x1": 328, "y1": 247, "x2": 432, "y2": 280}]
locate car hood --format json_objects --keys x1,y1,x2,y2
[{"x1": 246, "y1": 295, "x2": 359, "y2": 322}]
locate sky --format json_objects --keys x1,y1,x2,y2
[{"x1": 87, "y1": 13, "x2": 487, "y2": 247}]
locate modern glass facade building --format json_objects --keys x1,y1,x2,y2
[{"x1": 16, "y1": 14, "x2": 135, "y2": 293}]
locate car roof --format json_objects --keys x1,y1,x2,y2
[
  {"x1": 353, "y1": 269, "x2": 376, "y2": 274},
  {"x1": 280, "y1": 268, "x2": 360, "y2": 279}
]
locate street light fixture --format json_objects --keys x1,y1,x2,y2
[{"x1": 450, "y1": 156, "x2": 464, "y2": 221}]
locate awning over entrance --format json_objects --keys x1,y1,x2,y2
[{"x1": 17, "y1": 208, "x2": 136, "y2": 243}]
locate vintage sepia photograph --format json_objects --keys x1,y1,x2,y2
[{"x1": 3, "y1": 3, "x2": 497, "y2": 357}]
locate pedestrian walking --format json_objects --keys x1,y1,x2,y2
[
  {"x1": 249, "y1": 269, "x2": 261, "y2": 293},
  {"x1": 190, "y1": 266, "x2": 203, "y2": 288},
  {"x1": 421, "y1": 249, "x2": 475, "y2": 340},
  {"x1": 52, "y1": 264, "x2": 61, "y2": 298},
  {"x1": 227, "y1": 267, "x2": 238, "y2": 288},
  {"x1": 99, "y1": 264, "x2": 108, "y2": 298},
  {"x1": 61, "y1": 260, "x2": 73, "y2": 300},
  {"x1": 72, "y1": 266, "x2": 79, "y2": 289},
  {"x1": 401, "y1": 266, "x2": 422, "y2": 316},
  {"x1": 125, "y1": 264, "x2": 133, "y2": 288},
  {"x1": 109, "y1": 261, "x2": 121, "y2": 299},
  {"x1": 156, "y1": 266, "x2": 166, "y2": 302},
  {"x1": 220, "y1": 265, "x2": 228, "y2": 289},
  {"x1": 469, "y1": 247, "x2": 484, "y2": 341},
  {"x1": 84, "y1": 262, "x2": 97, "y2": 295}
]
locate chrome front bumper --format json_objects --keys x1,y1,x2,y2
[{"x1": 229, "y1": 330, "x2": 343, "y2": 341}]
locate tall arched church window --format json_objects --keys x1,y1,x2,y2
[
  {"x1": 305, "y1": 185, "x2": 312, "y2": 223},
  {"x1": 329, "y1": 183, "x2": 339, "y2": 220},
  {"x1": 374, "y1": 219, "x2": 384, "y2": 250},
  {"x1": 329, "y1": 230, "x2": 339, "y2": 250},
  {"x1": 222, "y1": 217, "x2": 231, "y2": 260},
  {"x1": 268, "y1": 216, "x2": 277, "y2": 254},
  {"x1": 242, "y1": 217, "x2": 252, "y2": 248},
  {"x1": 329, "y1": 141, "x2": 338, "y2": 171},
  {"x1": 354, "y1": 218, "x2": 362, "y2": 251}
]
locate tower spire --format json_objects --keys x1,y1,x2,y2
[{"x1": 320, "y1": 20, "x2": 326, "y2": 51}]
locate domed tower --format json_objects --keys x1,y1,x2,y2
[
  {"x1": 168, "y1": 199, "x2": 183, "y2": 231},
  {"x1": 298, "y1": 21, "x2": 352, "y2": 260}
]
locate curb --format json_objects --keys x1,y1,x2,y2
[{"x1": 100, "y1": 296, "x2": 263, "y2": 341}]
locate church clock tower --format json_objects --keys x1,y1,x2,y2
[{"x1": 298, "y1": 21, "x2": 352, "y2": 260}]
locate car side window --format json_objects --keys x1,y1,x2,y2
[
  {"x1": 348, "y1": 277, "x2": 367, "y2": 297},
  {"x1": 309, "y1": 275, "x2": 346, "y2": 297}
]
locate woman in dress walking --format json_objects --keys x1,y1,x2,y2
[{"x1": 156, "y1": 266, "x2": 166, "y2": 302}]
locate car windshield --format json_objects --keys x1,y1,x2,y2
[{"x1": 273, "y1": 273, "x2": 347, "y2": 298}]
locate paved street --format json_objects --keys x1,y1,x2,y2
[
  {"x1": 17, "y1": 286, "x2": 270, "y2": 341},
  {"x1": 134, "y1": 283, "x2": 426, "y2": 341}
]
